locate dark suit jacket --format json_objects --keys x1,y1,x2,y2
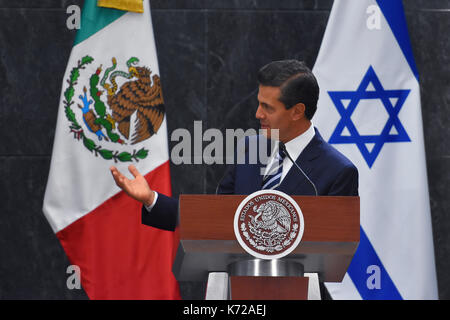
[{"x1": 142, "y1": 128, "x2": 358, "y2": 231}]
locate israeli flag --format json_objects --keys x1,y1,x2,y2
[{"x1": 313, "y1": 0, "x2": 438, "y2": 299}]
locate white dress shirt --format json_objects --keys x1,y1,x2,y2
[{"x1": 144, "y1": 191, "x2": 159, "y2": 212}]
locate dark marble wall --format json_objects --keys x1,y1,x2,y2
[{"x1": 0, "y1": 0, "x2": 448, "y2": 300}]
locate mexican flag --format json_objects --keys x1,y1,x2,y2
[{"x1": 43, "y1": 0, "x2": 180, "y2": 299}]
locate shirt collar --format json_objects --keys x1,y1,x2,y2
[{"x1": 283, "y1": 123, "x2": 315, "y2": 162}]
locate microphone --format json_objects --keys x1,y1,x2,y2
[{"x1": 279, "y1": 142, "x2": 318, "y2": 196}]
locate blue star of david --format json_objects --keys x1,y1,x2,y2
[{"x1": 328, "y1": 66, "x2": 411, "y2": 168}]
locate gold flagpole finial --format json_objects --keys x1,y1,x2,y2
[{"x1": 97, "y1": 0, "x2": 144, "y2": 13}]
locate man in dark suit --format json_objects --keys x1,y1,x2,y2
[
  {"x1": 110, "y1": 60, "x2": 358, "y2": 300},
  {"x1": 110, "y1": 59, "x2": 358, "y2": 232}
]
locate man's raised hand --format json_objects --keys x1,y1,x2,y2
[{"x1": 110, "y1": 165, "x2": 155, "y2": 206}]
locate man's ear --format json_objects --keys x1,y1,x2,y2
[{"x1": 291, "y1": 103, "x2": 306, "y2": 120}]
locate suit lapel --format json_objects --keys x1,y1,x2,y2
[
  {"x1": 247, "y1": 162, "x2": 264, "y2": 193},
  {"x1": 237, "y1": 135, "x2": 271, "y2": 194},
  {"x1": 277, "y1": 129, "x2": 323, "y2": 195}
]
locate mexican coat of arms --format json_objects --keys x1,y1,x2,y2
[
  {"x1": 63, "y1": 55, "x2": 165, "y2": 162},
  {"x1": 234, "y1": 190, "x2": 305, "y2": 260}
]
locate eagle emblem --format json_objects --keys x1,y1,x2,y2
[
  {"x1": 62, "y1": 55, "x2": 165, "y2": 162},
  {"x1": 250, "y1": 201, "x2": 292, "y2": 242},
  {"x1": 234, "y1": 190, "x2": 304, "y2": 260}
]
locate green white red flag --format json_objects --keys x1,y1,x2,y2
[{"x1": 43, "y1": 0, "x2": 180, "y2": 299}]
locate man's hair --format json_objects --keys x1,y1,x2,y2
[{"x1": 257, "y1": 60, "x2": 319, "y2": 120}]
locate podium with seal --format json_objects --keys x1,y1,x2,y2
[{"x1": 172, "y1": 191, "x2": 359, "y2": 300}]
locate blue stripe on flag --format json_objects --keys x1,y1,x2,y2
[
  {"x1": 376, "y1": 0, "x2": 419, "y2": 81},
  {"x1": 347, "y1": 226, "x2": 403, "y2": 300}
]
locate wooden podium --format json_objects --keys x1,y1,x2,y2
[{"x1": 173, "y1": 195, "x2": 359, "y2": 300}]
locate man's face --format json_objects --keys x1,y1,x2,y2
[{"x1": 256, "y1": 85, "x2": 294, "y2": 142}]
